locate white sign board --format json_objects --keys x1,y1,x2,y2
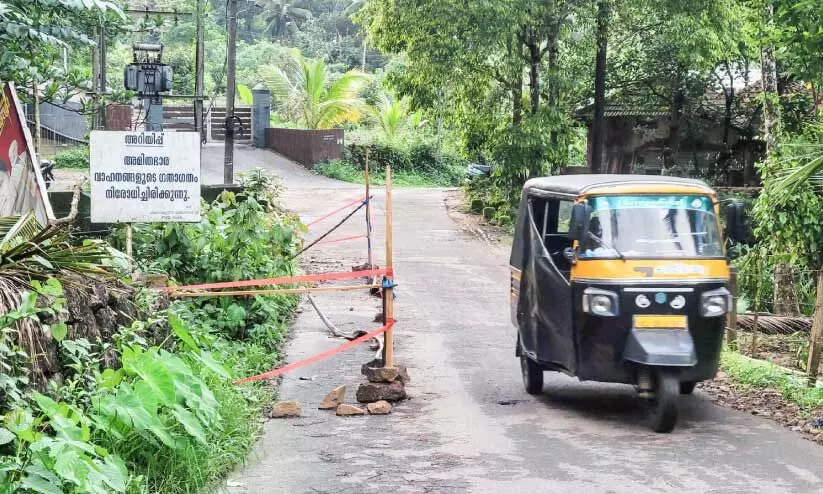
[{"x1": 90, "y1": 131, "x2": 201, "y2": 223}]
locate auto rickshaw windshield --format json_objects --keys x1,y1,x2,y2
[{"x1": 579, "y1": 194, "x2": 723, "y2": 259}]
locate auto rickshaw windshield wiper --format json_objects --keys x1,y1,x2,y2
[{"x1": 586, "y1": 231, "x2": 626, "y2": 261}]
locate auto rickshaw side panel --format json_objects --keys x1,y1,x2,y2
[{"x1": 511, "y1": 190, "x2": 578, "y2": 373}]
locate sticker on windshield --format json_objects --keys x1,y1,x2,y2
[{"x1": 592, "y1": 195, "x2": 713, "y2": 212}]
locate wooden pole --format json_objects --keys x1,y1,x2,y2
[
  {"x1": 727, "y1": 267, "x2": 738, "y2": 347},
  {"x1": 382, "y1": 165, "x2": 394, "y2": 367},
  {"x1": 365, "y1": 149, "x2": 372, "y2": 269},
  {"x1": 805, "y1": 273, "x2": 823, "y2": 386},
  {"x1": 125, "y1": 223, "x2": 133, "y2": 272},
  {"x1": 171, "y1": 284, "x2": 378, "y2": 298}
]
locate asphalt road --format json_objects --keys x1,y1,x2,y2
[{"x1": 205, "y1": 145, "x2": 823, "y2": 494}]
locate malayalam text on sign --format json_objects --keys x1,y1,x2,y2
[{"x1": 90, "y1": 131, "x2": 201, "y2": 223}]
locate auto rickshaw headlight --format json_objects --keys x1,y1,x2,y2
[
  {"x1": 583, "y1": 288, "x2": 619, "y2": 317},
  {"x1": 635, "y1": 294, "x2": 651, "y2": 308},
  {"x1": 700, "y1": 288, "x2": 731, "y2": 317}
]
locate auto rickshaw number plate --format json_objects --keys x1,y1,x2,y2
[{"x1": 633, "y1": 315, "x2": 687, "y2": 330}]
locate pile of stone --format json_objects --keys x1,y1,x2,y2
[{"x1": 269, "y1": 361, "x2": 409, "y2": 419}]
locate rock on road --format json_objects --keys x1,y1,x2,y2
[{"x1": 205, "y1": 145, "x2": 823, "y2": 493}]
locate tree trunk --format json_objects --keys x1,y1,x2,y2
[
  {"x1": 546, "y1": 38, "x2": 559, "y2": 109},
  {"x1": 512, "y1": 79, "x2": 523, "y2": 125},
  {"x1": 760, "y1": 2, "x2": 780, "y2": 154},
  {"x1": 591, "y1": 0, "x2": 609, "y2": 174},
  {"x1": 773, "y1": 264, "x2": 800, "y2": 316},
  {"x1": 805, "y1": 273, "x2": 823, "y2": 386},
  {"x1": 663, "y1": 82, "x2": 684, "y2": 174},
  {"x1": 525, "y1": 27, "x2": 540, "y2": 116}
]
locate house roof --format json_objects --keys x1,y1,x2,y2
[{"x1": 576, "y1": 103, "x2": 669, "y2": 119}]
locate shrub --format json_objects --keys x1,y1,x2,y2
[
  {"x1": 344, "y1": 140, "x2": 464, "y2": 185},
  {"x1": 53, "y1": 147, "x2": 90, "y2": 169}
]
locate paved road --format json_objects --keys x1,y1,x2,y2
[{"x1": 205, "y1": 145, "x2": 823, "y2": 494}]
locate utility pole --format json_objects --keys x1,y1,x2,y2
[
  {"x1": 224, "y1": 0, "x2": 238, "y2": 184},
  {"x1": 194, "y1": 0, "x2": 205, "y2": 142},
  {"x1": 100, "y1": 23, "x2": 107, "y2": 130},
  {"x1": 92, "y1": 25, "x2": 100, "y2": 130}
]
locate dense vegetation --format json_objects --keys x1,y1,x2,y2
[{"x1": 0, "y1": 173, "x2": 301, "y2": 492}]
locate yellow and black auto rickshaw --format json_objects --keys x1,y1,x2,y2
[{"x1": 510, "y1": 175, "x2": 747, "y2": 432}]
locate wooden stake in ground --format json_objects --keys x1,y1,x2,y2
[
  {"x1": 365, "y1": 149, "x2": 372, "y2": 269},
  {"x1": 805, "y1": 273, "x2": 823, "y2": 386},
  {"x1": 125, "y1": 223, "x2": 133, "y2": 272},
  {"x1": 727, "y1": 267, "x2": 738, "y2": 347},
  {"x1": 382, "y1": 165, "x2": 394, "y2": 368}
]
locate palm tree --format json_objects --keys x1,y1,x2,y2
[
  {"x1": 260, "y1": 0, "x2": 312, "y2": 39},
  {"x1": 773, "y1": 124, "x2": 823, "y2": 192},
  {"x1": 372, "y1": 93, "x2": 423, "y2": 141},
  {"x1": 264, "y1": 50, "x2": 369, "y2": 129}
]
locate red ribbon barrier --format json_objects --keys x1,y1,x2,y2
[
  {"x1": 164, "y1": 268, "x2": 392, "y2": 293},
  {"x1": 306, "y1": 195, "x2": 370, "y2": 228},
  {"x1": 233, "y1": 320, "x2": 394, "y2": 385},
  {"x1": 315, "y1": 233, "x2": 368, "y2": 245}
]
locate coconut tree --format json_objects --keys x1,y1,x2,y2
[
  {"x1": 260, "y1": 0, "x2": 312, "y2": 39},
  {"x1": 264, "y1": 50, "x2": 369, "y2": 129},
  {"x1": 372, "y1": 93, "x2": 424, "y2": 142}
]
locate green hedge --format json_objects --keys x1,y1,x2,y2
[
  {"x1": 344, "y1": 141, "x2": 465, "y2": 184},
  {"x1": 53, "y1": 146, "x2": 90, "y2": 169}
]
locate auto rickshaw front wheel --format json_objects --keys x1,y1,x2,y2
[
  {"x1": 649, "y1": 370, "x2": 679, "y2": 433},
  {"x1": 520, "y1": 354, "x2": 544, "y2": 395}
]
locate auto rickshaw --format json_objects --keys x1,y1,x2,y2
[{"x1": 509, "y1": 174, "x2": 747, "y2": 432}]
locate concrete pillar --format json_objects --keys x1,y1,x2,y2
[{"x1": 252, "y1": 83, "x2": 270, "y2": 148}]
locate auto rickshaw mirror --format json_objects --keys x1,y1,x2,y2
[
  {"x1": 725, "y1": 200, "x2": 748, "y2": 244},
  {"x1": 568, "y1": 202, "x2": 591, "y2": 241}
]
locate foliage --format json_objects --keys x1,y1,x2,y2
[
  {"x1": 342, "y1": 139, "x2": 464, "y2": 185},
  {"x1": 371, "y1": 93, "x2": 421, "y2": 141},
  {"x1": 0, "y1": 172, "x2": 302, "y2": 492},
  {"x1": 261, "y1": 0, "x2": 312, "y2": 39},
  {"x1": 721, "y1": 349, "x2": 823, "y2": 410},
  {"x1": 53, "y1": 147, "x2": 90, "y2": 169},
  {"x1": 315, "y1": 159, "x2": 457, "y2": 187},
  {"x1": 0, "y1": 0, "x2": 124, "y2": 83},
  {"x1": 736, "y1": 125, "x2": 823, "y2": 313},
  {"x1": 265, "y1": 49, "x2": 370, "y2": 129}
]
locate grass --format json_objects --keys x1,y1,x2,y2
[
  {"x1": 314, "y1": 159, "x2": 460, "y2": 187},
  {"x1": 721, "y1": 349, "x2": 823, "y2": 410},
  {"x1": 140, "y1": 379, "x2": 272, "y2": 493}
]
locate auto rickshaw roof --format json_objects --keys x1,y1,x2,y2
[{"x1": 523, "y1": 174, "x2": 714, "y2": 197}]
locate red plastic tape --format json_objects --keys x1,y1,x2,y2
[
  {"x1": 232, "y1": 320, "x2": 394, "y2": 385},
  {"x1": 164, "y1": 268, "x2": 391, "y2": 293},
  {"x1": 315, "y1": 233, "x2": 368, "y2": 245},
  {"x1": 306, "y1": 195, "x2": 369, "y2": 228}
]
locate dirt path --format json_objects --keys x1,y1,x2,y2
[{"x1": 206, "y1": 146, "x2": 823, "y2": 494}]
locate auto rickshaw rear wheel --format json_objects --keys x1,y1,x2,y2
[
  {"x1": 679, "y1": 381, "x2": 697, "y2": 395},
  {"x1": 649, "y1": 371, "x2": 679, "y2": 433},
  {"x1": 520, "y1": 354, "x2": 544, "y2": 395}
]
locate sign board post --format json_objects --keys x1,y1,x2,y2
[{"x1": 90, "y1": 131, "x2": 201, "y2": 268}]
